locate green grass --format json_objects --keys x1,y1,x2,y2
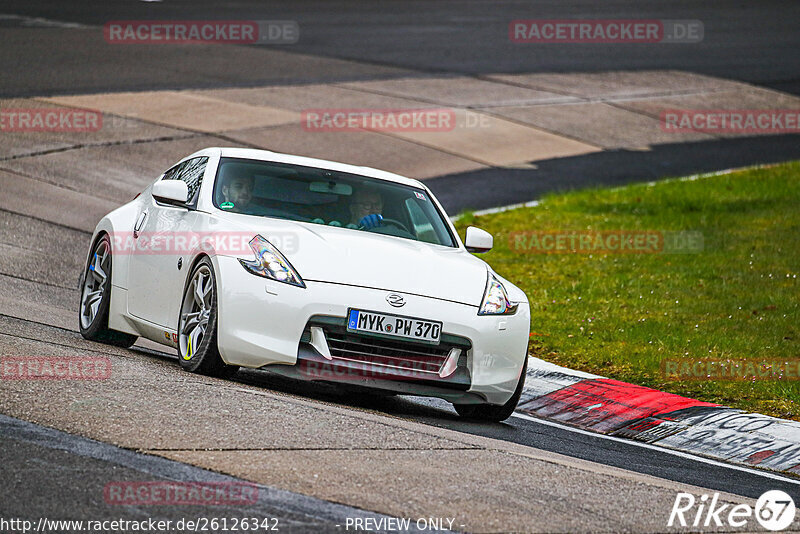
[{"x1": 455, "y1": 162, "x2": 800, "y2": 420}]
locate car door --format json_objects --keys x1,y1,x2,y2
[{"x1": 127, "y1": 157, "x2": 208, "y2": 329}]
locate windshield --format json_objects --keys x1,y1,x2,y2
[{"x1": 212, "y1": 157, "x2": 456, "y2": 247}]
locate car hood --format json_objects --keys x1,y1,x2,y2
[{"x1": 209, "y1": 212, "x2": 488, "y2": 306}]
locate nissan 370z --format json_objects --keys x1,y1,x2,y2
[{"x1": 78, "y1": 147, "x2": 530, "y2": 421}]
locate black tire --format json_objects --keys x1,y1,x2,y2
[
  {"x1": 177, "y1": 257, "x2": 238, "y2": 378},
  {"x1": 453, "y1": 357, "x2": 527, "y2": 422},
  {"x1": 79, "y1": 234, "x2": 138, "y2": 348}
]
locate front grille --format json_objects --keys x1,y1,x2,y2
[
  {"x1": 326, "y1": 329, "x2": 448, "y2": 373},
  {"x1": 305, "y1": 317, "x2": 470, "y2": 375}
]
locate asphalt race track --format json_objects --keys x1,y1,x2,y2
[
  {"x1": 2, "y1": 1, "x2": 800, "y2": 532},
  {"x1": 3, "y1": 1, "x2": 799, "y2": 211},
  {"x1": 2, "y1": 315, "x2": 799, "y2": 531},
  {"x1": 2, "y1": 0, "x2": 799, "y2": 96}
]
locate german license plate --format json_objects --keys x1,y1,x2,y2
[{"x1": 347, "y1": 309, "x2": 441, "y2": 345}]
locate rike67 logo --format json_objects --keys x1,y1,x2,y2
[{"x1": 669, "y1": 490, "x2": 796, "y2": 531}]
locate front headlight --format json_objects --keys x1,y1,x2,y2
[
  {"x1": 238, "y1": 235, "x2": 305, "y2": 288},
  {"x1": 478, "y1": 272, "x2": 518, "y2": 315}
]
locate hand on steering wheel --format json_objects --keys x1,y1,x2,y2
[
  {"x1": 358, "y1": 214, "x2": 412, "y2": 235},
  {"x1": 359, "y1": 214, "x2": 383, "y2": 229}
]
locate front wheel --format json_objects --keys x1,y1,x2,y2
[
  {"x1": 453, "y1": 358, "x2": 527, "y2": 422},
  {"x1": 79, "y1": 234, "x2": 138, "y2": 348},
  {"x1": 178, "y1": 258, "x2": 238, "y2": 378}
]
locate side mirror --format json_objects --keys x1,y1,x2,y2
[
  {"x1": 152, "y1": 180, "x2": 189, "y2": 206},
  {"x1": 465, "y1": 226, "x2": 493, "y2": 253}
]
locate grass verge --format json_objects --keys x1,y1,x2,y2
[{"x1": 454, "y1": 162, "x2": 800, "y2": 420}]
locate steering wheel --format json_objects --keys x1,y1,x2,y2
[{"x1": 361, "y1": 217, "x2": 411, "y2": 234}]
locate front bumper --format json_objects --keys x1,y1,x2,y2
[{"x1": 213, "y1": 255, "x2": 530, "y2": 405}]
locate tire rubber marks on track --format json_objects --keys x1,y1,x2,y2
[
  {"x1": 518, "y1": 368, "x2": 586, "y2": 405},
  {"x1": 651, "y1": 409, "x2": 800, "y2": 474},
  {"x1": 518, "y1": 371, "x2": 800, "y2": 476},
  {"x1": 518, "y1": 378, "x2": 718, "y2": 433}
]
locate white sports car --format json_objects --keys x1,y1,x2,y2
[{"x1": 79, "y1": 147, "x2": 530, "y2": 421}]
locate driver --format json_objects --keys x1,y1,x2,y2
[
  {"x1": 349, "y1": 187, "x2": 384, "y2": 229},
  {"x1": 219, "y1": 172, "x2": 255, "y2": 213}
]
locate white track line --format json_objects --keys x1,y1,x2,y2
[
  {"x1": 511, "y1": 412, "x2": 800, "y2": 486},
  {"x1": 0, "y1": 14, "x2": 91, "y2": 29}
]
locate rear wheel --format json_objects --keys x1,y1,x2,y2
[
  {"x1": 79, "y1": 234, "x2": 138, "y2": 347},
  {"x1": 453, "y1": 358, "x2": 527, "y2": 422},
  {"x1": 178, "y1": 258, "x2": 238, "y2": 377}
]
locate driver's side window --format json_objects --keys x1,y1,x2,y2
[{"x1": 161, "y1": 157, "x2": 208, "y2": 206}]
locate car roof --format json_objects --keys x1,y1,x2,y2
[{"x1": 200, "y1": 147, "x2": 426, "y2": 189}]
